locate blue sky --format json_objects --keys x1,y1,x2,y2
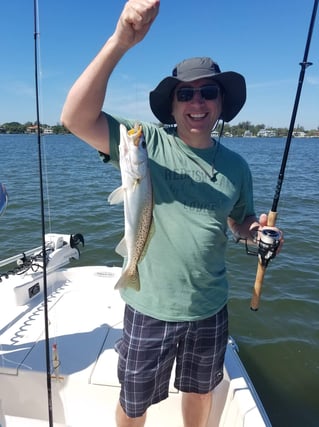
[{"x1": 1, "y1": 0, "x2": 319, "y2": 129}]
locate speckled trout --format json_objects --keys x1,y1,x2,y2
[{"x1": 108, "y1": 124, "x2": 153, "y2": 291}]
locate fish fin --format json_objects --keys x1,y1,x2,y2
[
  {"x1": 108, "y1": 186, "x2": 124, "y2": 205},
  {"x1": 115, "y1": 237, "x2": 127, "y2": 257},
  {"x1": 114, "y1": 268, "x2": 140, "y2": 291}
]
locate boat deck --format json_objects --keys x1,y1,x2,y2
[{"x1": 0, "y1": 266, "x2": 271, "y2": 426}]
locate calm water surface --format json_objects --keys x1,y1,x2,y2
[{"x1": 1, "y1": 134, "x2": 318, "y2": 426}]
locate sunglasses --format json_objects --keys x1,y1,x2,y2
[{"x1": 176, "y1": 85, "x2": 220, "y2": 102}]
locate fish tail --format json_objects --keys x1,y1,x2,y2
[{"x1": 114, "y1": 268, "x2": 140, "y2": 291}]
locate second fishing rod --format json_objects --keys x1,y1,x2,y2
[{"x1": 250, "y1": 0, "x2": 319, "y2": 311}]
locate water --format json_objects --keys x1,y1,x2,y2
[{"x1": 1, "y1": 134, "x2": 318, "y2": 426}]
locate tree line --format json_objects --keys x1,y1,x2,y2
[
  {"x1": 0, "y1": 122, "x2": 69, "y2": 134},
  {"x1": 217, "y1": 121, "x2": 319, "y2": 137},
  {"x1": 1, "y1": 120, "x2": 319, "y2": 137}
]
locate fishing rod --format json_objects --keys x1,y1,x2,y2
[
  {"x1": 250, "y1": 0, "x2": 319, "y2": 311},
  {"x1": 33, "y1": 0, "x2": 54, "y2": 424}
]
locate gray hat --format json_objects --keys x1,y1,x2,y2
[{"x1": 149, "y1": 57, "x2": 246, "y2": 124}]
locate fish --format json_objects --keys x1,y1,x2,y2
[{"x1": 108, "y1": 124, "x2": 153, "y2": 291}]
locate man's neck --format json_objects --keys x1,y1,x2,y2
[{"x1": 177, "y1": 129, "x2": 214, "y2": 149}]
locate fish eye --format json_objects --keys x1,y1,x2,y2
[{"x1": 141, "y1": 140, "x2": 146, "y2": 149}]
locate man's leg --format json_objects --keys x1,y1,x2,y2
[
  {"x1": 176, "y1": 306, "x2": 228, "y2": 427},
  {"x1": 181, "y1": 391, "x2": 212, "y2": 427},
  {"x1": 115, "y1": 305, "x2": 177, "y2": 426},
  {"x1": 116, "y1": 402, "x2": 147, "y2": 427}
]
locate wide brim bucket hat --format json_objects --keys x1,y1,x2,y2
[{"x1": 149, "y1": 57, "x2": 246, "y2": 124}]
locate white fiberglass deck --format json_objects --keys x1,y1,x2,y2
[{"x1": 0, "y1": 265, "x2": 271, "y2": 426}]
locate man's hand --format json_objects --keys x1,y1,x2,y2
[
  {"x1": 251, "y1": 213, "x2": 284, "y2": 253},
  {"x1": 114, "y1": 0, "x2": 160, "y2": 49}
]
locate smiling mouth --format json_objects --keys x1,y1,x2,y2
[{"x1": 188, "y1": 113, "x2": 208, "y2": 120}]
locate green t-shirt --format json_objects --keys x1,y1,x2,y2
[{"x1": 103, "y1": 114, "x2": 255, "y2": 321}]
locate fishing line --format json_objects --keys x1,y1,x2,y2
[
  {"x1": 250, "y1": 0, "x2": 319, "y2": 311},
  {"x1": 33, "y1": 0, "x2": 54, "y2": 424}
]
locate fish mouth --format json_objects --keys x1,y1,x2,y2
[{"x1": 128, "y1": 125, "x2": 143, "y2": 146}]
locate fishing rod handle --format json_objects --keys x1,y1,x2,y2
[{"x1": 250, "y1": 210, "x2": 278, "y2": 311}]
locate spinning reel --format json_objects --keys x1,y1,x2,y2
[{"x1": 245, "y1": 228, "x2": 281, "y2": 267}]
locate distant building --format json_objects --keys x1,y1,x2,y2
[
  {"x1": 26, "y1": 125, "x2": 40, "y2": 133},
  {"x1": 257, "y1": 129, "x2": 277, "y2": 137},
  {"x1": 26, "y1": 125, "x2": 53, "y2": 134},
  {"x1": 43, "y1": 128, "x2": 53, "y2": 134},
  {"x1": 292, "y1": 131, "x2": 306, "y2": 138},
  {"x1": 243, "y1": 130, "x2": 253, "y2": 137}
]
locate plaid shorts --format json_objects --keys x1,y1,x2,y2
[{"x1": 115, "y1": 304, "x2": 228, "y2": 418}]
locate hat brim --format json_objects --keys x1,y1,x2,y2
[{"x1": 149, "y1": 71, "x2": 246, "y2": 124}]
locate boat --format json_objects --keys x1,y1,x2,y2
[{"x1": 0, "y1": 184, "x2": 271, "y2": 426}]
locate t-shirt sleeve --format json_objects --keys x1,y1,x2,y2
[{"x1": 98, "y1": 113, "x2": 137, "y2": 165}]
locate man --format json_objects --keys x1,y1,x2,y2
[{"x1": 61, "y1": 1, "x2": 282, "y2": 426}]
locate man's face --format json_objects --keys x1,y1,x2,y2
[{"x1": 171, "y1": 78, "x2": 223, "y2": 140}]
